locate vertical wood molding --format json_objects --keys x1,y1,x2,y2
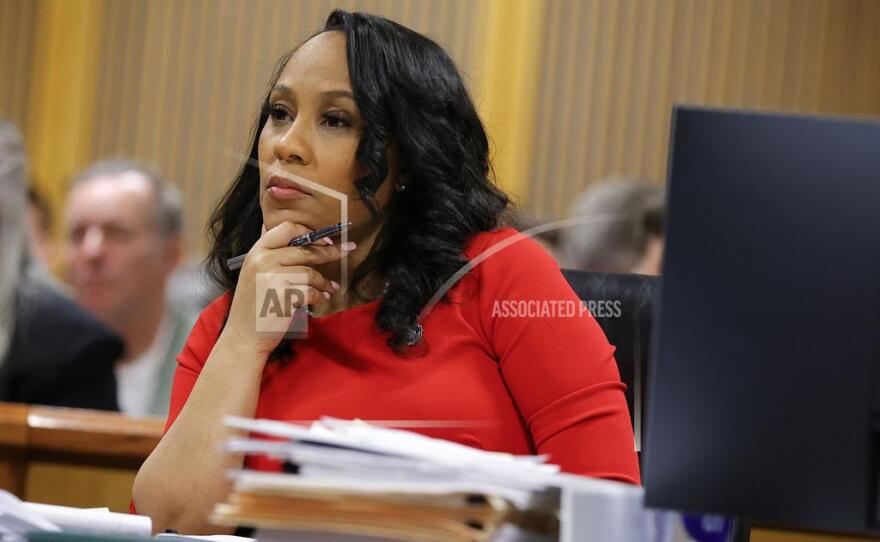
[
  {"x1": 25, "y1": 0, "x2": 105, "y2": 238},
  {"x1": 0, "y1": 1, "x2": 39, "y2": 132},
  {"x1": 476, "y1": 0, "x2": 546, "y2": 204}
]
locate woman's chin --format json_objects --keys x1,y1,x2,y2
[{"x1": 262, "y1": 208, "x2": 316, "y2": 231}]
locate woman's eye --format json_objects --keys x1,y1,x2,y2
[
  {"x1": 324, "y1": 112, "x2": 352, "y2": 129},
  {"x1": 269, "y1": 105, "x2": 291, "y2": 122}
]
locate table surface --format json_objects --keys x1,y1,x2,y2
[{"x1": 1, "y1": 402, "x2": 876, "y2": 540}]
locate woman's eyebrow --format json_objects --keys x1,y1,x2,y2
[
  {"x1": 321, "y1": 89, "x2": 354, "y2": 100},
  {"x1": 270, "y1": 85, "x2": 354, "y2": 102},
  {"x1": 271, "y1": 84, "x2": 294, "y2": 98}
]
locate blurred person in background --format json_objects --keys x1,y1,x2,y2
[
  {"x1": 63, "y1": 160, "x2": 195, "y2": 417},
  {"x1": 501, "y1": 210, "x2": 564, "y2": 261},
  {"x1": 634, "y1": 195, "x2": 665, "y2": 275},
  {"x1": 166, "y1": 257, "x2": 225, "y2": 315},
  {"x1": 559, "y1": 177, "x2": 665, "y2": 275},
  {"x1": 0, "y1": 118, "x2": 121, "y2": 409}
]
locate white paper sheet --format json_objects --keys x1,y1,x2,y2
[
  {"x1": 21, "y1": 502, "x2": 151, "y2": 538},
  {"x1": 0, "y1": 491, "x2": 59, "y2": 540}
]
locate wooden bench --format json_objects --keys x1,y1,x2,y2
[{"x1": 0, "y1": 402, "x2": 163, "y2": 512}]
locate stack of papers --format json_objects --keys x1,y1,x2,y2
[
  {"x1": 0, "y1": 491, "x2": 152, "y2": 542},
  {"x1": 212, "y1": 417, "x2": 563, "y2": 542}
]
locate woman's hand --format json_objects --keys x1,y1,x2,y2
[
  {"x1": 132, "y1": 221, "x2": 356, "y2": 534},
  {"x1": 222, "y1": 221, "x2": 353, "y2": 358}
]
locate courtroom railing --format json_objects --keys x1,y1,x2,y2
[{"x1": 0, "y1": 402, "x2": 163, "y2": 512}]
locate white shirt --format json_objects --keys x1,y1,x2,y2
[{"x1": 114, "y1": 311, "x2": 174, "y2": 417}]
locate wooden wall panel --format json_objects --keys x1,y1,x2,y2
[
  {"x1": 88, "y1": 0, "x2": 486, "y2": 254},
  {"x1": 0, "y1": 0, "x2": 38, "y2": 136},
  {"x1": 527, "y1": 0, "x2": 880, "y2": 220}
]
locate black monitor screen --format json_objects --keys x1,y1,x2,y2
[{"x1": 644, "y1": 107, "x2": 880, "y2": 536}]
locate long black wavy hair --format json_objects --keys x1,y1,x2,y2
[{"x1": 206, "y1": 9, "x2": 510, "y2": 354}]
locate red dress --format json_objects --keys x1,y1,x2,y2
[{"x1": 165, "y1": 227, "x2": 640, "y2": 484}]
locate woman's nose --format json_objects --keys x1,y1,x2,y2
[{"x1": 274, "y1": 120, "x2": 311, "y2": 165}]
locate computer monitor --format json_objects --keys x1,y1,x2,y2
[{"x1": 643, "y1": 107, "x2": 880, "y2": 536}]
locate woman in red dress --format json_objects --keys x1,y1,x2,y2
[{"x1": 133, "y1": 9, "x2": 639, "y2": 534}]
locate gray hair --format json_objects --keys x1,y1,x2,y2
[
  {"x1": 559, "y1": 177, "x2": 665, "y2": 272},
  {"x1": 0, "y1": 119, "x2": 30, "y2": 362},
  {"x1": 69, "y1": 159, "x2": 183, "y2": 238}
]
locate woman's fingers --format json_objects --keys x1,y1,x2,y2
[
  {"x1": 257, "y1": 221, "x2": 348, "y2": 252},
  {"x1": 247, "y1": 238, "x2": 355, "y2": 271},
  {"x1": 259, "y1": 221, "x2": 311, "y2": 249},
  {"x1": 244, "y1": 221, "x2": 355, "y2": 279},
  {"x1": 284, "y1": 266, "x2": 340, "y2": 295},
  {"x1": 285, "y1": 284, "x2": 334, "y2": 308},
  {"x1": 273, "y1": 241, "x2": 356, "y2": 268}
]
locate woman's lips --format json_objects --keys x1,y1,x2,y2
[{"x1": 266, "y1": 176, "x2": 312, "y2": 200}]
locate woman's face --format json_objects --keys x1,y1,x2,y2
[{"x1": 257, "y1": 31, "x2": 394, "y2": 238}]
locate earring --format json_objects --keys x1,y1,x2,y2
[
  {"x1": 396, "y1": 183, "x2": 407, "y2": 192},
  {"x1": 404, "y1": 323, "x2": 423, "y2": 346}
]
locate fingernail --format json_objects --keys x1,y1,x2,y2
[
  {"x1": 323, "y1": 237, "x2": 334, "y2": 245},
  {"x1": 341, "y1": 242, "x2": 357, "y2": 251},
  {"x1": 323, "y1": 291, "x2": 331, "y2": 300},
  {"x1": 331, "y1": 281, "x2": 340, "y2": 291}
]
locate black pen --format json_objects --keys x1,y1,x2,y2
[{"x1": 226, "y1": 221, "x2": 351, "y2": 271}]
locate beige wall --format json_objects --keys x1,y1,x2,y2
[
  {"x1": 2, "y1": 0, "x2": 879, "y2": 254},
  {"x1": 528, "y1": 0, "x2": 880, "y2": 219},
  {"x1": 88, "y1": 0, "x2": 487, "y2": 254},
  {"x1": 0, "y1": 0, "x2": 38, "y2": 146}
]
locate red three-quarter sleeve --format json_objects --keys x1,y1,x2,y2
[{"x1": 473, "y1": 231, "x2": 641, "y2": 484}]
